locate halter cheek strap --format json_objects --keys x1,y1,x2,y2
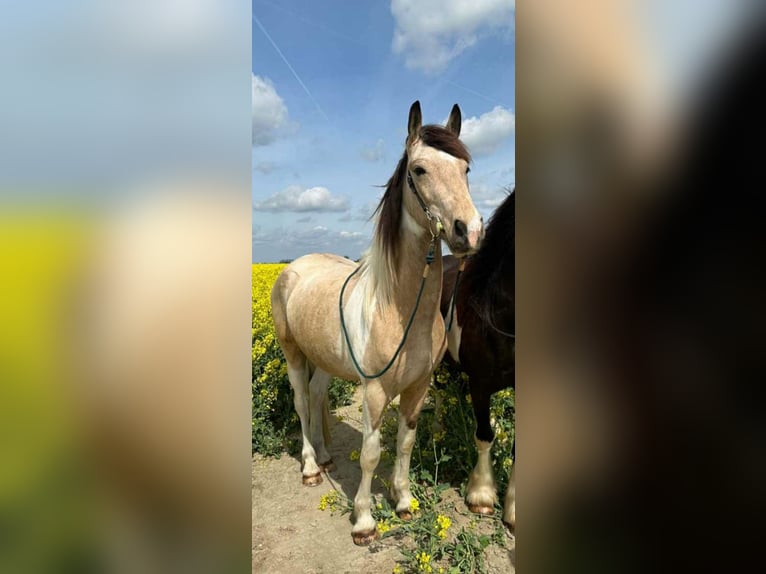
[{"x1": 407, "y1": 171, "x2": 443, "y2": 239}]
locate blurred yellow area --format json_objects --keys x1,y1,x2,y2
[{"x1": 0, "y1": 210, "x2": 98, "y2": 572}]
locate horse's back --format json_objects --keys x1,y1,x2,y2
[{"x1": 273, "y1": 253, "x2": 354, "y2": 300}]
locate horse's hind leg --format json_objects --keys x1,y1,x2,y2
[
  {"x1": 272, "y1": 273, "x2": 323, "y2": 485},
  {"x1": 309, "y1": 368, "x2": 333, "y2": 471},
  {"x1": 466, "y1": 383, "x2": 498, "y2": 515},
  {"x1": 285, "y1": 355, "x2": 323, "y2": 486}
]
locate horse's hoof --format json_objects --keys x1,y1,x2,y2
[
  {"x1": 503, "y1": 520, "x2": 515, "y2": 534},
  {"x1": 467, "y1": 503, "x2": 495, "y2": 516},
  {"x1": 352, "y1": 528, "x2": 379, "y2": 546},
  {"x1": 319, "y1": 459, "x2": 335, "y2": 472},
  {"x1": 396, "y1": 510, "x2": 413, "y2": 521},
  {"x1": 302, "y1": 472, "x2": 323, "y2": 486}
]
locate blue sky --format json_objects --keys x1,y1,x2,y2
[{"x1": 252, "y1": 0, "x2": 515, "y2": 262}]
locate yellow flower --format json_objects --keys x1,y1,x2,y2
[
  {"x1": 417, "y1": 552, "x2": 432, "y2": 573},
  {"x1": 409, "y1": 498, "x2": 420, "y2": 512},
  {"x1": 377, "y1": 519, "x2": 391, "y2": 534},
  {"x1": 349, "y1": 449, "x2": 360, "y2": 461},
  {"x1": 392, "y1": 565, "x2": 403, "y2": 574},
  {"x1": 317, "y1": 491, "x2": 339, "y2": 512},
  {"x1": 435, "y1": 514, "x2": 452, "y2": 539}
]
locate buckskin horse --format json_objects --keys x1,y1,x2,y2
[{"x1": 271, "y1": 101, "x2": 484, "y2": 545}]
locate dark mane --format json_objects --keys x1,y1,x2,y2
[
  {"x1": 460, "y1": 188, "x2": 515, "y2": 331},
  {"x1": 372, "y1": 124, "x2": 471, "y2": 268}
]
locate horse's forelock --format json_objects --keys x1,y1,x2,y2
[{"x1": 419, "y1": 125, "x2": 472, "y2": 164}]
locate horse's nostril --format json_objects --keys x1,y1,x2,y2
[{"x1": 454, "y1": 219, "x2": 467, "y2": 238}]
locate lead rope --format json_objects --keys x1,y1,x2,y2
[
  {"x1": 446, "y1": 259, "x2": 465, "y2": 332},
  {"x1": 339, "y1": 227, "x2": 439, "y2": 380}
]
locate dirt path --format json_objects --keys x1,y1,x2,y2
[{"x1": 252, "y1": 387, "x2": 515, "y2": 573}]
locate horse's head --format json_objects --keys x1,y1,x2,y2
[{"x1": 404, "y1": 101, "x2": 484, "y2": 256}]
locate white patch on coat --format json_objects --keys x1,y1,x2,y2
[
  {"x1": 412, "y1": 143, "x2": 460, "y2": 164},
  {"x1": 341, "y1": 274, "x2": 373, "y2": 376},
  {"x1": 402, "y1": 207, "x2": 426, "y2": 237},
  {"x1": 446, "y1": 308, "x2": 462, "y2": 363},
  {"x1": 466, "y1": 438, "x2": 498, "y2": 508},
  {"x1": 466, "y1": 215, "x2": 484, "y2": 248}
]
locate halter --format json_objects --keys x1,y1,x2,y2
[
  {"x1": 408, "y1": 169, "x2": 465, "y2": 333},
  {"x1": 407, "y1": 170, "x2": 443, "y2": 242}
]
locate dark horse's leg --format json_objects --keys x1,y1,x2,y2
[{"x1": 466, "y1": 380, "x2": 498, "y2": 515}]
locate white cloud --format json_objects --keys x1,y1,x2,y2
[
  {"x1": 470, "y1": 182, "x2": 510, "y2": 209},
  {"x1": 252, "y1": 224, "x2": 370, "y2": 262},
  {"x1": 252, "y1": 74, "x2": 294, "y2": 145},
  {"x1": 338, "y1": 200, "x2": 379, "y2": 222},
  {"x1": 390, "y1": 0, "x2": 514, "y2": 73},
  {"x1": 460, "y1": 106, "x2": 515, "y2": 156},
  {"x1": 254, "y1": 185, "x2": 350, "y2": 213},
  {"x1": 360, "y1": 139, "x2": 386, "y2": 162}
]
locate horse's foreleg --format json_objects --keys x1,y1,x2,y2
[
  {"x1": 392, "y1": 378, "x2": 430, "y2": 519},
  {"x1": 308, "y1": 368, "x2": 333, "y2": 471},
  {"x1": 351, "y1": 383, "x2": 386, "y2": 546},
  {"x1": 466, "y1": 387, "x2": 498, "y2": 514},
  {"x1": 503, "y1": 463, "x2": 515, "y2": 532},
  {"x1": 287, "y1": 362, "x2": 322, "y2": 486}
]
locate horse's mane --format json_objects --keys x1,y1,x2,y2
[
  {"x1": 361, "y1": 125, "x2": 471, "y2": 307},
  {"x1": 460, "y1": 188, "x2": 515, "y2": 333}
]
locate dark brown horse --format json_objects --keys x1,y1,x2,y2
[{"x1": 440, "y1": 189, "x2": 515, "y2": 529}]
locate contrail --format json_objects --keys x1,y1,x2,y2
[
  {"x1": 253, "y1": 14, "x2": 330, "y2": 123},
  {"x1": 447, "y1": 80, "x2": 508, "y2": 108}
]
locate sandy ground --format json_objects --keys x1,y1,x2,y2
[{"x1": 252, "y1": 387, "x2": 515, "y2": 573}]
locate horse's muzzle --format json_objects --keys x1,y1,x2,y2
[{"x1": 450, "y1": 217, "x2": 484, "y2": 255}]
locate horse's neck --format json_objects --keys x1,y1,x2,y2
[{"x1": 390, "y1": 228, "x2": 443, "y2": 319}]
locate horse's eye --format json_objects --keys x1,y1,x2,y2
[
  {"x1": 466, "y1": 167, "x2": 471, "y2": 174},
  {"x1": 413, "y1": 166, "x2": 426, "y2": 176}
]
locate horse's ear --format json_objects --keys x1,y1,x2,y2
[
  {"x1": 446, "y1": 104, "x2": 461, "y2": 136},
  {"x1": 407, "y1": 100, "x2": 422, "y2": 144}
]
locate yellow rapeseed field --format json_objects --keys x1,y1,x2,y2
[{"x1": 251, "y1": 263, "x2": 286, "y2": 360}]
